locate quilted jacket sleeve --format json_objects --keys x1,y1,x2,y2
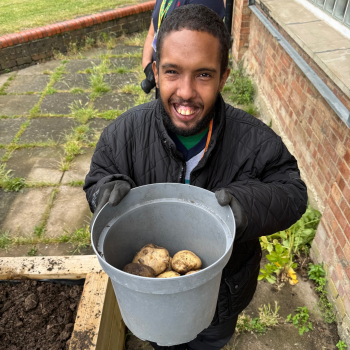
[
  {"x1": 226, "y1": 138, "x2": 308, "y2": 243},
  {"x1": 83, "y1": 128, "x2": 136, "y2": 213}
]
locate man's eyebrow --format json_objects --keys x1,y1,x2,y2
[{"x1": 161, "y1": 63, "x2": 217, "y2": 73}]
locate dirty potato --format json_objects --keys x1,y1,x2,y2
[
  {"x1": 185, "y1": 270, "x2": 201, "y2": 275},
  {"x1": 157, "y1": 271, "x2": 180, "y2": 278},
  {"x1": 164, "y1": 257, "x2": 173, "y2": 272},
  {"x1": 172, "y1": 250, "x2": 202, "y2": 274},
  {"x1": 123, "y1": 263, "x2": 156, "y2": 277},
  {"x1": 132, "y1": 244, "x2": 170, "y2": 276}
]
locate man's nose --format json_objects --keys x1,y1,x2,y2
[{"x1": 177, "y1": 76, "x2": 196, "y2": 101}]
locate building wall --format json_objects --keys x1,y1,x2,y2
[{"x1": 232, "y1": 0, "x2": 350, "y2": 343}]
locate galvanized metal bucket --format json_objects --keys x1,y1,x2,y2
[{"x1": 91, "y1": 183, "x2": 235, "y2": 346}]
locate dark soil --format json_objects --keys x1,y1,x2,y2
[{"x1": 0, "y1": 280, "x2": 83, "y2": 350}]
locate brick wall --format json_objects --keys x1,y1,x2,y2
[
  {"x1": 232, "y1": 0, "x2": 350, "y2": 343},
  {"x1": 0, "y1": 2, "x2": 155, "y2": 74}
]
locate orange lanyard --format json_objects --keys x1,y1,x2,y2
[{"x1": 201, "y1": 119, "x2": 213, "y2": 159}]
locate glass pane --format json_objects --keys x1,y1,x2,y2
[
  {"x1": 316, "y1": 0, "x2": 326, "y2": 6},
  {"x1": 325, "y1": 0, "x2": 337, "y2": 13},
  {"x1": 344, "y1": 3, "x2": 350, "y2": 26},
  {"x1": 334, "y1": 0, "x2": 348, "y2": 20}
]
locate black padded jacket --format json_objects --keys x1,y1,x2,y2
[{"x1": 84, "y1": 95, "x2": 308, "y2": 324}]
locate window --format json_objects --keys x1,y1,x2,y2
[{"x1": 307, "y1": 0, "x2": 350, "y2": 27}]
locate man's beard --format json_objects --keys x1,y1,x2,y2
[{"x1": 159, "y1": 95, "x2": 216, "y2": 137}]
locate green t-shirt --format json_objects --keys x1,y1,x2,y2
[{"x1": 176, "y1": 126, "x2": 209, "y2": 150}]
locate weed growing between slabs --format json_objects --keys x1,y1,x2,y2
[
  {"x1": 0, "y1": 164, "x2": 26, "y2": 192},
  {"x1": 287, "y1": 306, "x2": 313, "y2": 335},
  {"x1": 0, "y1": 76, "x2": 14, "y2": 95},
  {"x1": 337, "y1": 341, "x2": 347, "y2": 349}
]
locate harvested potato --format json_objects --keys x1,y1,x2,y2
[
  {"x1": 172, "y1": 250, "x2": 202, "y2": 274},
  {"x1": 132, "y1": 244, "x2": 170, "y2": 276},
  {"x1": 185, "y1": 270, "x2": 201, "y2": 275},
  {"x1": 123, "y1": 263, "x2": 156, "y2": 277},
  {"x1": 157, "y1": 271, "x2": 180, "y2": 278},
  {"x1": 165, "y1": 257, "x2": 173, "y2": 272}
]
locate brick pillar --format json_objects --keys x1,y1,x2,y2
[{"x1": 232, "y1": 0, "x2": 251, "y2": 61}]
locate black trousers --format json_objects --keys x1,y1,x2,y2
[{"x1": 149, "y1": 316, "x2": 238, "y2": 350}]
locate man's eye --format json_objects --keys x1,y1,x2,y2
[
  {"x1": 200, "y1": 73, "x2": 211, "y2": 78},
  {"x1": 166, "y1": 70, "x2": 177, "y2": 74}
]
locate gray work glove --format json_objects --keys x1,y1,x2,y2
[
  {"x1": 215, "y1": 189, "x2": 248, "y2": 240},
  {"x1": 91, "y1": 180, "x2": 131, "y2": 224}
]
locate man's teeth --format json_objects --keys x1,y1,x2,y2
[{"x1": 176, "y1": 107, "x2": 195, "y2": 116}]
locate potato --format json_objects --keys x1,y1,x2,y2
[
  {"x1": 172, "y1": 250, "x2": 202, "y2": 274},
  {"x1": 157, "y1": 271, "x2": 180, "y2": 278},
  {"x1": 185, "y1": 270, "x2": 201, "y2": 275},
  {"x1": 132, "y1": 244, "x2": 170, "y2": 276},
  {"x1": 165, "y1": 257, "x2": 173, "y2": 272},
  {"x1": 123, "y1": 263, "x2": 156, "y2": 277}
]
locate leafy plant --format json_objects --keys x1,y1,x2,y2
[
  {"x1": 0, "y1": 231, "x2": 12, "y2": 251},
  {"x1": 33, "y1": 225, "x2": 45, "y2": 238},
  {"x1": 286, "y1": 306, "x2": 313, "y2": 335},
  {"x1": 0, "y1": 164, "x2": 26, "y2": 192},
  {"x1": 70, "y1": 100, "x2": 95, "y2": 124},
  {"x1": 59, "y1": 226, "x2": 91, "y2": 254},
  {"x1": 308, "y1": 263, "x2": 326, "y2": 284},
  {"x1": 27, "y1": 246, "x2": 38, "y2": 256},
  {"x1": 336, "y1": 341, "x2": 347, "y2": 350}
]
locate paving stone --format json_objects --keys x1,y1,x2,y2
[
  {"x1": 40, "y1": 93, "x2": 90, "y2": 115},
  {"x1": 86, "y1": 118, "x2": 112, "y2": 143},
  {"x1": 0, "y1": 95, "x2": 40, "y2": 116},
  {"x1": 104, "y1": 73, "x2": 138, "y2": 90},
  {"x1": 0, "y1": 149, "x2": 6, "y2": 160},
  {"x1": 19, "y1": 117, "x2": 78, "y2": 144},
  {"x1": 6, "y1": 75, "x2": 50, "y2": 93},
  {"x1": 110, "y1": 45, "x2": 142, "y2": 55},
  {"x1": 17, "y1": 60, "x2": 62, "y2": 75},
  {"x1": 65, "y1": 59, "x2": 100, "y2": 74},
  {"x1": 110, "y1": 57, "x2": 140, "y2": 70},
  {"x1": 0, "y1": 187, "x2": 53, "y2": 236},
  {"x1": 61, "y1": 147, "x2": 94, "y2": 184},
  {"x1": 0, "y1": 118, "x2": 27, "y2": 144},
  {"x1": 0, "y1": 72, "x2": 17, "y2": 88},
  {"x1": 5, "y1": 147, "x2": 64, "y2": 183},
  {"x1": 83, "y1": 48, "x2": 108, "y2": 58},
  {"x1": 53, "y1": 74, "x2": 91, "y2": 91},
  {"x1": 45, "y1": 186, "x2": 91, "y2": 238},
  {"x1": 93, "y1": 93, "x2": 136, "y2": 111}
]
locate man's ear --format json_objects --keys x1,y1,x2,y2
[
  {"x1": 219, "y1": 67, "x2": 231, "y2": 93},
  {"x1": 152, "y1": 61, "x2": 159, "y2": 88}
]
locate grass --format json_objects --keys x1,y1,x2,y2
[
  {"x1": 0, "y1": 163, "x2": 26, "y2": 192},
  {"x1": 70, "y1": 88, "x2": 85, "y2": 94},
  {"x1": 67, "y1": 180, "x2": 85, "y2": 186},
  {"x1": 70, "y1": 100, "x2": 95, "y2": 124},
  {"x1": 124, "y1": 31, "x2": 148, "y2": 46},
  {"x1": 59, "y1": 226, "x2": 91, "y2": 253},
  {"x1": 96, "y1": 109, "x2": 126, "y2": 120},
  {"x1": 0, "y1": 0, "x2": 142, "y2": 36},
  {"x1": 27, "y1": 246, "x2": 38, "y2": 256},
  {"x1": 0, "y1": 231, "x2": 12, "y2": 252},
  {"x1": 112, "y1": 66, "x2": 132, "y2": 74},
  {"x1": 0, "y1": 76, "x2": 14, "y2": 95}
]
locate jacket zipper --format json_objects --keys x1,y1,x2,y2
[{"x1": 163, "y1": 139, "x2": 186, "y2": 184}]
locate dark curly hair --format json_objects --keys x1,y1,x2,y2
[{"x1": 156, "y1": 4, "x2": 230, "y2": 76}]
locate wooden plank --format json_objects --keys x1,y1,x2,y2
[
  {"x1": 0, "y1": 255, "x2": 101, "y2": 280},
  {"x1": 69, "y1": 271, "x2": 110, "y2": 350}
]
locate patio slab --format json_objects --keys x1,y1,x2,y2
[
  {"x1": 110, "y1": 57, "x2": 140, "y2": 70},
  {"x1": 0, "y1": 187, "x2": 53, "y2": 237},
  {"x1": 19, "y1": 117, "x2": 78, "y2": 144},
  {"x1": 110, "y1": 45, "x2": 142, "y2": 55},
  {"x1": 40, "y1": 92, "x2": 90, "y2": 115},
  {"x1": 61, "y1": 147, "x2": 95, "y2": 184},
  {"x1": 5, "y1": 147, "x2": 64, "y2": 183},
  {"x1": 0, "y1": 149, "x2": 6, "y2": 160},
  {"x1": 93, "y1": 93, "x2": 136, "y2": 111},
  {"x1": 0, "y1": 118, "x2": 27, "y2": 144},
  {"x1": 6, "y1": 75, "x2": 50, "y2": 93},
  {"x1": 104, "y1": 73, "x2": 138, "y2": 90},
  {"x1": 17, "y1": 60, "x2": 62, "y2": 75},
  {"x1": 0, "y1": 95, "x2": 40, "y2": 116},
  {"x1": 53, "y1": 74, "x2": 91, "y2": 91},
  {"x1": 45, "y1": 186, "x2": 91, "y2": 238},
  {"x1": 65, "y1": 59, "x2": 101, "y2": 74},
  {"x1": 83, "y1": 48, "x2": 108, "y2": 58}
]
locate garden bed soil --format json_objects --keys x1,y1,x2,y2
[{"x1": 0, "y1": 280, "x2": 83, "y2": 350}]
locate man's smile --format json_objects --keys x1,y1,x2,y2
[{"x1": 172, "y1": 103, "x2": 201, "y2": 121}]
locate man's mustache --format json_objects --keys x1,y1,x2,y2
[{"x1": 169, "y1": 98, "x2": 203, "y2": 109}]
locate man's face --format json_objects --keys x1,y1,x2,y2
[{"x1": 153, "y1": 29, "x2": 230, "y2": 135}]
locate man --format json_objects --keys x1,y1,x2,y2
[
  {"x1": 84, "y1": 5, "x2": 307, "y2": 350},
  {"x1": 141, "y1": 0, "x2": 225, "y2": 94}
]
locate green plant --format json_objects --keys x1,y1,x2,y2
[
  {"x1": 124, "y1": 31, "x2": 148, "y2": 46},
  {"x1": 0, "y1": 231, "x2": 12, "y2": 251},
  {"x1": 97, "y1": 109, "x2": 125, "y2": 120},
  {"x1": 67, "y1": 180, "x2": 85, "y2": 186},
  {"x1": 286, "y1": 306, "x2": 313, "y2": 335},
  {"x1": 308, "y1": 263, "x2": 326, "y2": 284},
  {"x1": 5, "y1": 69, "x2": 11, "y2": 73},
  {"x1": 241, "y1": 103, "x2": 258, "y2": 115},
  {"x1": 336, "y1": 341, "x2": 347, "y2": 350},
  {"x1": 33, "y1": 225, "x2": 45, "y2": 238},
  {"x1": 70, "y1": 100, "x2": 95, "y2": 124},
  {"x1": 27, "y1": 246, "x2": 38, "y2": 256},
  {"x1": 59, "y1": 225, "x2": 91, "y2": 254},
  {"x1": 45, "y1": 87, "x2": 57, "y2": 95},
  {"x1": 113, "y1": 66, "x2": 131, "y2": 74},
  {"x1": 70, "y1": 88, "x2": 85, "y2": 94},
  {"x1": 0, "y1": 164, "x2": 26, "y2": 192}
]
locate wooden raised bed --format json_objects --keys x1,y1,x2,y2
[{"x1": 0, "y1": 255, "x2": 125, "y2": 350}]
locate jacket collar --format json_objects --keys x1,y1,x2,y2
[{"x1": 154, "y1": 94, "x2": 226, "y2": 164}]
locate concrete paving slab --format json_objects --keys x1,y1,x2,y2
[
  {"x1": 5, "y1": 147, "x2": 64, "y2": 183},
  {"x1": 61, "y1": 147, "x2": 94, "y2": 184},
  {"x1": 17, "y1": 60, "x2": 62, "y2": 75},
  {"x1": 19, "y1": 117, "x2": 78, "y2": 144},
  {"x1": 0, "y1": 95, "x2": 40, "y2": 116},
  {"x1": 53, "y1": 74, "x2": 91, "y2": 90},
  {"x1": 110, "y1": 57, "x2": 140, "y2": 70},
  {"x1": 40, "y1": 92, "x2": 90, "y2": 115},
  {"x1": 0, "y1": 118, "x2": 27, "y2": 144},
  {"x1": 0, "y1": 149, "x2": 6, "y2": 160},
  {"x1": 0, "y1": 72, "x2": 17, "y2": 88},
  {"x1": 65, "y1": 59, "x2": 101, "y2": 74},
  {"x1": 110, "y1": 45, "x2": 142, "y2": 55},
  {"x1": 317, "y1": 49, "x2": 350, "y2": 89},
  {"x1": 45, "y1": 186, "x2": 91, "y2": 238},
  {"x1": 6, "y1": 75, "x2": 50, "y2": 93},
  {"x1": 86, "y1": 118, "x2": 112, "y2": 143},
  {"x1": 83, "y1": 48, "x2": 108, "y2": 58},
  {"x1": 0, "y1": 190, "x2": 18, "y2": 232},
  {"x1": 93, "y1": 93, "x2": 136, "y2": 111},
  {"x1": 104, "y1": 73, "x2": 138, "y2": 90},
  {"x1": 1, "y1": 187, "x2": 53, "y2": 237}
]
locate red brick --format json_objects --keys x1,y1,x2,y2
[
  {"x1": 328, "y1": 196, "x2": 348, "y2": 228},
  {"x1": 331, "y1": 182, "x2": 342, "y2": 204},
  {"x1": 344, "y1": 185, "x2": 350, "y2": 204},
  {"x1": 335, "y1": 226, "x2": 347, "y2": 247},
  {"x1": 323, "y1": 138, "x2": 338, "y2": 161},
  {"x1": 338, "y1": 159, "x2": 350, "y2": 181},
  {"x1": 345, "y1": 224, "x2": 350, "y2": 242}
]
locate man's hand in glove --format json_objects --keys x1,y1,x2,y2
[
  {"x1": 215, "y1": 189, "x2": 248, "y2": 240},
  {"x1": 91, "y1": 180, "x2": 131, "y2": 224}
]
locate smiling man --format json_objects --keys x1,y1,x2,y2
[{"x1": 84, "y1": 5, "x2": 307, "y2": 350}]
